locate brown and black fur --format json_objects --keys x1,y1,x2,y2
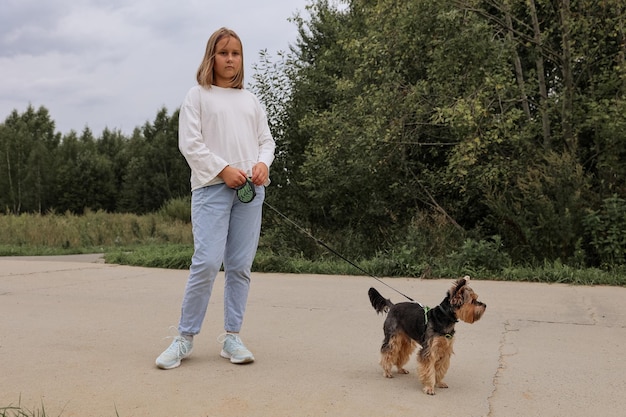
[{"x1": 368, "y1": 276, "x2": 486, "y2": 395}]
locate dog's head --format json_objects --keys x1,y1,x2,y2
[{"x1": 448, "y1": 276, "x2": 486, "y2": 324}]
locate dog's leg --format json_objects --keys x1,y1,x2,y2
[
  {"x1": 418, "y1": 352, "x2": 437, "y2": 395},
  {"x1": 434, "y1": 355, "x2": 451, "y2": 389},
  {"x1": 380, "y1": 336, "x2": 395, "y2": 378},
  {"x1": 394, "y1": 333, "x2": 414, "y2": 375},
  {"x1": 418, "y1": 337, "x2": 451, "y2": 395},
  {"x1": 434, "y1": 337, "x2": 454, "y2": 389},
  {"x1": 380, "y1": 350, "x2": 394, "y2": 378},
  {"x1": 380, "y1": 333, "x2": 414, "y2": 378}
]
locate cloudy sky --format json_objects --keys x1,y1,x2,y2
[{"x1": 0, "y1": 0, "x2": 317, "y2": 135}]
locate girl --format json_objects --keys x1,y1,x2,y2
[{"x1": 156, "y1": 27, "x2": 275, "y2": 369}]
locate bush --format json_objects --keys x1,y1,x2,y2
[
  {"x1": 158, "y1": 197, "x2": 191, "y2": 223},
  {"x1": 583, "y1": 195, "x2": 626, "y2": 268},
  {"x1": 446, "y1": 236, "x2": 511, "y2": 276},
  {"x1": 484, "y1": 151, "x2": 591, "y2": 265}
]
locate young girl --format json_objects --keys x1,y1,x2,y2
[{"x1": 156, "y1": 27, "x2": 275, "y2": 369}]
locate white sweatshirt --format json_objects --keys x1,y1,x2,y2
[{"x1": 178, "y1": 85, "x2": 276, "y2": 191}]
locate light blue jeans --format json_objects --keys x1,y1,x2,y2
[{"x1": 178, "y1": 183, "x2": 264, "y2": 336}]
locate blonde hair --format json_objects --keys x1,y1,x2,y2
[{"x1": 196, "y1": 27, "x2": 244, "y2": 89}]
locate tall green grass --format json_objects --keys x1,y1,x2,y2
[
  {"x1": 1, "y1": 210, "x2": 624, "y2": 286},
  {"x1": 0, "y1": 209, "x2": 192, "y2": 253}
]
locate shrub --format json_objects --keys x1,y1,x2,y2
[
  {"x1": 158, "y1": 197, "x2": 191, "y2": 223},
  {"x1": 583, "y1": 195, "x2": 626, "y2": 267},
  {"x1": 446, "y1": 236, "x2": 511, "y2": 276}
]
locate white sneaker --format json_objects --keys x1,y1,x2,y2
[
  {"x1": 218, "y1": 333, "x2": 254, "y2": 364},
  {"x1": 156, "y1": 336, "x2": 193, "y2": 369}
]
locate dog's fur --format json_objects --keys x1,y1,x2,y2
[{"x1": 368, "y1": 277, "x2": 486, "y2": 395}]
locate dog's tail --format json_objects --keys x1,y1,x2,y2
[{"x1": 368, "y1": 287, "x2": 394, "y2": 314}]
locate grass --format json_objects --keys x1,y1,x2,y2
[
  {"x1": 0, "y1": 398, "x2": 121, "y2": 417},
  {"x1": 0, "y1": 210, "x2": 192, "y2": 250},
  {"x1": 1, "y1": 211, "x2": 625, "y2": 286},
  {"x1": 105, "y1": 244, "x2": 193, "y2": 269},
  {"x1": 0, "y1": 398, "x2": 57, "y2": 417},
  {"x1": 0, "y1": 405, "x2": 44, "y2": 417},
  {"x1": 0, "y1": 405, "x2": 120, "y2": 417},
  {"x1": 0, "y1": 406, "x2": 47, "y2": 417},
  {"x1": 3, "y1": 242, "x2": 623, "y2": 286}
]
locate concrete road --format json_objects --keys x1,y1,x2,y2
[{"x1": 0, "y1": 256, "x2": 624, "y2": 416}]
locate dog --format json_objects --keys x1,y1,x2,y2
[{"x1": 368, "y1": 276, "x2": 486, "y2": 395}]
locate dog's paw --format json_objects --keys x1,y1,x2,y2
[
  {"x1": 383, "y1": 370, "x2": 394, "y2": 378},
  {"x1": 398, "y1": 368, "x2": 410, "y2": 375},
  {"x1": 423, "y1": 386, "x2": 436, "y2": 395},
  {"x1": 436, "y1": 381, "x2": 448, "y2": 389}
]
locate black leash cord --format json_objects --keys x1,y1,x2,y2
[{"x1": 263, "y1": 200, "x2": 414, "y2": 302}]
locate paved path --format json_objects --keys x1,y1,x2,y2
[{"x1": 1, "y1": 257, "x2": 625, "y2": 416}]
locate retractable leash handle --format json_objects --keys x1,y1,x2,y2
[{"x1": 235, "y1": 178, "x2": 256, "y2": 203}]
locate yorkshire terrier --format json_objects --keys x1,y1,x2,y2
[{"x1": 368, "y1": 276, "x2": 486, "y2": 395}]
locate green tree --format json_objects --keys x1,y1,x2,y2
[
  {"x1": 55, "y1": 128, "x2": 117, "y2": 213},
  {"x1": 97, "y1": 128, "x2": 130, "y2": 210},
  {"x1": 0, "y1": 105, "x2": 60, "y2": 213},
  {"x1": 117, "y1": 108, "x2": 189, "y2": 213},
  {"x1": 269, "y1": 0, "x2": 522, "y2": 255},
  {"x1": 255, "y1": 0, "x2": 626, "y2": 267},
  {"x1": 454, "y1": 0, "x2": 626, "y2": 263}
]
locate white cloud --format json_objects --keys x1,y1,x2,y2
[{"x1": 0, "y1": 0, "x2": 312, "y2": 134}]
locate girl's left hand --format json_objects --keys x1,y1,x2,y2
[{"x1": 251, "y1": 163, "x2": 269, "y2": 186}]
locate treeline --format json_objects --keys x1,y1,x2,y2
[
  {"x1": 2, "y1": 0, "x2": 626, "y2": 272},
  {"x1": 0, "y1": 106, "x2": 189, "y2": 215},
  {"x1": 253, "y1": 0, "x2": 626, "y2": 270}
]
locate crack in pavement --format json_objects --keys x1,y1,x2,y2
[
  {"x1": 0, "y1": 264, "x2": 110, "y2": 278},
  {"x1": 486, "y1": 320, "x2": 517, "y2": 416}
]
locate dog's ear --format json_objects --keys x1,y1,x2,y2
[{"x1": 448, "y1": 277, "x2": 468, "y2": 306}]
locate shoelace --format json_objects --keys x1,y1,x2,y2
[
  {"x1": 165, "y1": 335, "x2": 192, "y2": 356},
  {"x1": 217, "y1": 333, "x2": 245, "y2": 350},
  {"x1": 217, "y1": 332, "x2": 238, "y2": 343}
]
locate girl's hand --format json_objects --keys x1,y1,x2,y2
[
  {"x1": 218, "y1": 166, "x2": 248, "y2": 188},
  {"x1": 251, "y1": 162, "x2": 269, "y2": 186}
]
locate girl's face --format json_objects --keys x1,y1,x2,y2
[{"x1": 213, "y1": 36, "x2": 242, "y2": 87}]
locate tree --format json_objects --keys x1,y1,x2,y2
[
  {"x1": 253, "y1": 0, "x2": 626, "y2": 266},
  {"x1": 268, "y1": 0, "x2": 525, "y2": 255},
  {"x1": 0, "y1": 105, "x2": 60, "y2": 213},
  {"x1": 55, "y1": 128, "x2": 117, "y2": 213},
  {"x1": 117, "y1": 108, "x2": 189, "y2": 213}
]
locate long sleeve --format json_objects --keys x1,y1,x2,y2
[
  {"x1": 178, "y1": 85, "x2": 276, "y2": 191},
  {"x1": 178, "y1": 87, "x2": 229, "y2": 187},
  {"x1": 254, "y1": 96, "x2": 276, "y2": 184}
]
